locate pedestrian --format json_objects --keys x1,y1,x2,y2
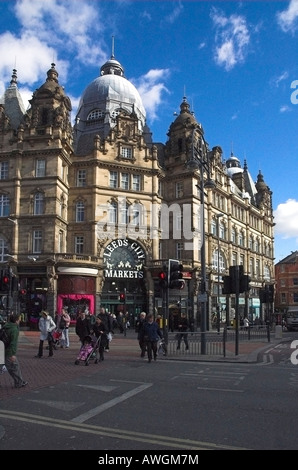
[
  {"x1": 35, "y1": 310, "x2": 56, "y2": 358},
  {"x1": 75, "y1": 310, "x2": 91, "y2": 345},
  {"x1": 92, "y1": 316, "x2": 108, "y2": 363},
  {"x1": 176, "y1": 313, "x2": 189, "y2": 351},
  {"x1": 57, "y1": 307, "x2": 71, "y2": 348},
  {"x1": 141, "y1": 313, "x2": 163, "y2": 363},
  {"x1": 3, "y1": 313, "x2": 28, "y2": 388},
  {"x1": 243, "y1": 317, "x2": 250, "y2": 330},
  {"x1": 135, "y1": 311, "x2": 147, "y2": 357},
  {"x1": 98, "y1": 307, "x2": 113, "y2": 351}
]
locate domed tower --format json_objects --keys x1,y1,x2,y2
[{"x1": 73, "y1": 52, "x2": 146, "y2": 155}]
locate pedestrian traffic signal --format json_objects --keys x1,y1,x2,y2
[
  {"x1": 168, "y1": 259, "x2": 184, "y2": 289},
  {"x1": 158, "y1": 270, "x2": 168, "y2": 289},
  {"x1": 119, "y1": 292, "x2": 126, "y2": 302},
  {"x1": 239, "y1": 274, "x2": 251, "y2": 293},
  {"x1": 222, "y1": 275, "x2": 232, "y2": 294}
]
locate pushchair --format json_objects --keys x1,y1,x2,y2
[
  {"x1": 52, "y1": 328, "x2": 63, "y2": 349},
  {"x1": 75, "y1": 334, "x2": 100, "y2": 366}
]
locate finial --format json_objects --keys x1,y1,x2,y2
[{"x1": 111, "y1": 35, "x2": 115, "y2": 59}]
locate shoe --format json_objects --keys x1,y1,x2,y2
[
  {"x1": 105, "y1": 349, "x2": 109, "y2": 352},
  {"x1": 49, "y1": 353, "x2": 53, "y2": 357},
  {"x1": 34, "y1": 355, "x2": 42, "y2": 358},
  {"x1": 94, "y1": 359, "x2": 98, "y2": 364},
  {"x1": 186, "y1": 347, "x2": 189, "y2": 350},
  {"x1": 15, "y1": 381, "x2": 28, "y2": 389}
]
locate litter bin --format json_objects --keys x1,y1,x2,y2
[{"x1": 275, "y1": 324, "x2": 282, "y2": 339}]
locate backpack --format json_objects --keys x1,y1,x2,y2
[
  {"x1": 59, "y1": 316, "x2": 66, "y2": 329},
  {"x1": 0, "y1": 327, "x2": 11, "y2": 348}
]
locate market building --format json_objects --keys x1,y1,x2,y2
[{"x1": 0, "y1": 52, "x2": 275, "y2": 329}]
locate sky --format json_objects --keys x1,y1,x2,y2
[{"x1": 0, "y1": 0, "x2": 297, "y2": 264}]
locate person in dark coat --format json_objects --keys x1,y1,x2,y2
[
  {"x1": 141, "y1": 313, "x2": 163, "y2": 363},
  {"x1": 135, "y1": 311, "x2": 147, "y2": 357},
  {"x1": 176, "y1": 313, "x2": 189, "y2": 350},
  {"x1": 98, "y1": 307, "x2": 113, "y2": 351},
  {"x1": 75, "y1": 310, "x2": 90, "y2": 345},
  {"x1": 91, "y1": 316, "x2": 108, "y2": 363}
]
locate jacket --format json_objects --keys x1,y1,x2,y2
[
  {"x1": 3, "y1": 322, "x2": 19, "y2": 358},
  {"x1": 39, "y1": 316, "x2": 56, "y2": 341},
  {"x1": 142, "y1": 320, "x2": 163, "y2": 342},
  {"x1": 75, "y1": 317, "x2": 91, "y2": 341}
]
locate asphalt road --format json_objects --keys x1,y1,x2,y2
[{"x1": 1, "y1": 329, "x2": 298, "y2": 453}]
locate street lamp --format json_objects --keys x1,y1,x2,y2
[
  {"x1": 216, "y1": 213, "x2": 224, "y2": 333},
  {"x1": 186, "y1": 126, "x2": 215, "y2": 354}
]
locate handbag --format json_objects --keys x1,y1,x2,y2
[
  {"x1": 47, "y1": 331, "x2": 54, "y2": 342},
  {"x1": 107, "y1": 332, "x2": 113, "y2": 342}
]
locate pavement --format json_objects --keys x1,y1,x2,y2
[{"x1": 0, "y1": 327, "x2": 280, "y2": 400}]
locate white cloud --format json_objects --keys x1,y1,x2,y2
[
  {"x1": 210, "y1": 8, "x2": 250, "y2": 71},
  {"x1": 274, "y1": 199, "x2": 298, "y2": 238},
  {"x1": 132, "y1": 69, "x2": 170, "y2": 122},
  {"x1": 277, "y1": 0, "x2": 298, "y2": 33}
]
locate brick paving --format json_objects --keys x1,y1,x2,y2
[{"x1": 0, "y1": 328, "x2": 272, "y2": 400}]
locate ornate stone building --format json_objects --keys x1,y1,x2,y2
[{"x1": 0, "y1": 53, "x2": 274, "y2": 328}]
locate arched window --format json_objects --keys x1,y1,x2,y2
[
  {"x1": 109, "y1": 202, "x2": 117, "y2": 224},
  {"x1": 87, "y1": 109, "x2": 105, "y2": 120}
]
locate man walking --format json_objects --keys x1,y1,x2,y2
[{"x1": 3, "y1": 313, "x2": 28, "y2": 388}]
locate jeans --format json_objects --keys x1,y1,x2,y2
[
  {"x1": 5, "y1": 356, "x2": 24, "y2": 387},
  {"x1": 62, "y1": 328, "x2": 70, "y2": 347},
  {"x1": 38, "y1": 338, "x2": 53, "y2": 357},
  {"x1": 177, "y1": 333, "x2": 189, "y2": 349}
]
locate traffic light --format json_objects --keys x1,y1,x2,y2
[
  {"x1": 158, "y1": 269, "x2": 168, "y2": 289},
  {"x1": 119, "y1": 292, "x2": 126, "y2": 302},
  {"x1": 222, "y1": 275, "x2": 232, "y2": 294},
  {"x1": 19, "y1": 288, "x2": 27, "y2": 312},
  {"x1": 268, "y1": 284, "x2": 274, "y2": 303},
  {"x1": 0, "y1": 269, "x2": 10, "y2": 292},
  {"x1": 239, "y1": 274, "x2": 251, "y2": 293},
  {"x1": 168, "y1": 259, "x2": 184, "y2": 289}
]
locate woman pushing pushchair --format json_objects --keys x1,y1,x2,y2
[{"x1": 91, "y1": 315, "x2": 108, "y2": 363}]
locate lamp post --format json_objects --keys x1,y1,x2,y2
[
  {"x1": 186, "y1": 126, "x2": 215, "y2": 354},
  {"x1": 216, "y1": 213, "x2": 224, "y2": 334}
]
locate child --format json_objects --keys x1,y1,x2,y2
[{"x1": 75, "y1": 335, "x2": 93, "y2": 364}]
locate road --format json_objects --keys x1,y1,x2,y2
[{"x1": 0, "y1": 330, "x2": 298, "y2": 452}]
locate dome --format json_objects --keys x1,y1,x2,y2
[
  {"x1": 225, "y1": 152, "x2": 243, "y2": 177},
  {"x1": 74, "y1": 55, "x2": 146, "y2": 154}
]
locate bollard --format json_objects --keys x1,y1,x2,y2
[{"x1": 275, "y1": 324, "x2": 282, "y2": 339}]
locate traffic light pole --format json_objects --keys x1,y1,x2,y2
[
  {"x1": 162, "y1": 285, "x2": 169, "y2": 353},
  {"x1": 234, "y1": 266, "x2": 240, "y2": 356}
]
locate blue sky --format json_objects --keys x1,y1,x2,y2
[{"x1": 0, "y1": 0, "x2": 298, "y2": 263}]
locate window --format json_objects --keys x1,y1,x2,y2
[
  {"x1": 281, "y1": 293, "x2": 286, "y2": 303},
  {"x1": 132, "y1": 175, "x2": 140, "y2": 191},
  {"x1": 121, "y1": 147, "x2": 132, "y2": 159},
  {"x1": 256, "y1": 259, "x2": 260, "y2": 277},
  {"x1": 76, "y1": 201, "x2": 85, "y2": 222},
  {"x1": 294, "y1": 293, "x2": 298, "y2": 303},
  {"x1": 211, "y1": 219, "x2": 217, "y2": 235},
  {"x1": 176, "y1": 242, "x2": 184, "y2": 260},
  {"x1": 212, "y1": 249, "x2": 225, "y2": 272},
  {"x1": 76, "y1": 169, "x2": 86, "y2": 187},
  {"x1": 58, "y1": 231, "x2": 64, "y2": 253},
  {"x1": 219, "y1": 222, "x2": 225, "y2": 239},
  {"x1": 0, "y1": 194, "x2": 10, "y2": 217},
  {"x1": 121, "y1": 173, "x2": 129, "y2": 190},
  {"x1": 264, "y1": 266, "x2": 270, "y2": 281},
  {"x1": 75, "y1": 236, "x2": 84, "y2": 254},
  {"x1": 176, "y1": 182, "x2": 183, "y2": 198},
  {"x1": 231, "y1": 228, "x2": 236, "y2": 244},
  {"x1": 35, "y1": 159, "x2": 45, "y2": 177},
  {"x1": 110, "y1": 171, "x2": 118, "y2": 189},
  {"x1": 34, "y1": 192, "x2": 44, "y2": 215},
  {"x1": 109, "y1": 202, "x2": 117, "y2": 224},
  {"x1": 120, "y1": 203, "x2": 128, "y2": 224},
  {"x1": 130, "y1": 206, "x2": 141, "y2": 226},
  {"x1": 32, "y1": 230, "x2": 42, "y2": 253},
  {"x1": 87, "y1": 109, "x2": 104, "y2": 120},
  {"x1": 0, "y1": 162, "x2": 8, "y2": 180},
  {"x1": 238, "y1": 231, "x2": 244, "y2": 247},
  {"x1": 293, "y1": 278, "x2": 298, "y2": 286},
  {"x1": 0, "y1": 237, "x2": 9, "y2": 262}
]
